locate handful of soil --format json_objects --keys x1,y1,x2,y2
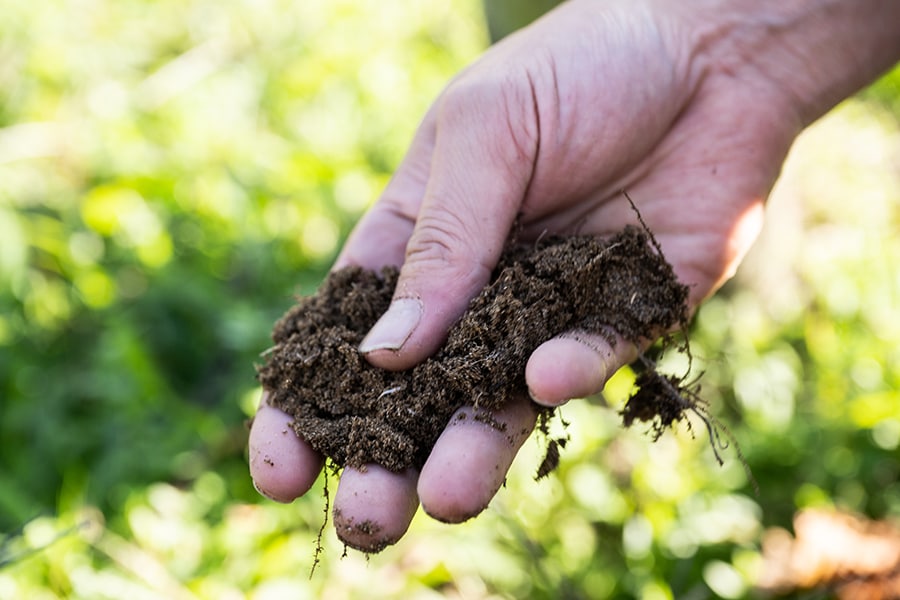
[{"x1": 256, "y1": 225, "x2": 692, "y2": 473}]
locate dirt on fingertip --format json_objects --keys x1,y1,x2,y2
[{"x1": 256, "y1": 221, "x2": 702, "y2": 477}]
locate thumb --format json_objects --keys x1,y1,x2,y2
[{"x1": 359, "y1": 80, "x2": 539, "y2": 370}]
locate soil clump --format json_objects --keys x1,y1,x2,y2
[{"x1": 257, "y1": 224, "x2": 694, "y2": 474}]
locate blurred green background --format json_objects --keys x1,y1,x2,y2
[{"x1": 1, "y1": 1, "x2": 898, "y2": 598}]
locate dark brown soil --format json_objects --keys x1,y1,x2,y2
[{"x1": 256, "y1": 224, "x2": 694, "y2": 474}]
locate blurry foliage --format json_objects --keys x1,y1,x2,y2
[
  {"x1": 0, "y1": 0, "x2": 483, "y2": 535},
  {"x1": 862, "y1": 63, "x2": 900, "y2": 120},
  {"x1": 481, "y1": 0, "x2": 562, "y2": 42},
  {"x1": 0, "y1": 1, "x2": 899, "y2": 599}
]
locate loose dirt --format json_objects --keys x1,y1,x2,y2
[{"x1": 256, "y1": 224, "x2": 695, "y2": 474}]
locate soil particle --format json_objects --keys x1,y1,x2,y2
[
  {"x1": 333, "y1": 509, "x2": 390, "y2": 554},
  {"x1": 257, "y1": 225, "x2": 692, "y2": 474}
]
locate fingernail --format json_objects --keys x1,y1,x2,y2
[
  {"x1": 359, "y1": 298, "x2": 423, "y2": 353},
  {"x1": 528, "y1": 386, "x2": 566, "y2": 407},
  {"x1": 252, "y1": 479, "x2": 283, "y2": 503},
  {"x1": 527, "y1": 386, "x2": 549, "y2": 406}
]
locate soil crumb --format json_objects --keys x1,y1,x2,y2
[{"x1": 257, "y1": 225, "x2": 693, "y2": 473}]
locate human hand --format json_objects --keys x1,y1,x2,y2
[{"x1": 250, "y1": 0, "x2": 900, "y2": 552}]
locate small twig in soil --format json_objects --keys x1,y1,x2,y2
[{"x1": 309, "y1": 465, "x2": 331, "y2": 578}]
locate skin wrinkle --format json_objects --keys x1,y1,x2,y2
[
  {"x1": 382, "y1": 201, "x2": 416, "y2": 231},
  {"x1": 513, "y1": 66, "x2": 541, "y2": 211},
  {"x1": 736, "y1": 7, "x2": 843, "y2": 123},
  {"x1": 545, "y1": 52, "x2": 562, "y2": 154},
  {"x1": 681, "y1": 0, "x2": 900, "y2": 127},
  {"x1": 403, "y1": 209, "x2": 495, "y2": 292}
]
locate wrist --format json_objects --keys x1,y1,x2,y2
[{"x1": 674, "y1": 0, "x2": 900, "y2": 126}]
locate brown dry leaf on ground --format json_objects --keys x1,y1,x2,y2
[{"x1": 758, "y1": 508, "x2": 900, "y2": 599}]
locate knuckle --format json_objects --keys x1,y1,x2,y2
[
  {"x1": 407, "y1": 210, "x2": 474, "y2": 265},
  {"x1": 404, "y1": 210, "x2": 492, "y2": 289}
]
